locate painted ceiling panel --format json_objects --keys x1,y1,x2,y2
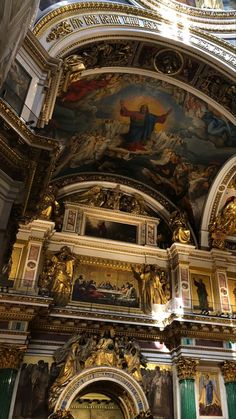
[{"x1": 46, "y1": 72, "x2": 236, "y2": 230}]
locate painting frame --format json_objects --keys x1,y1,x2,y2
[
  {"x1": 190, "y1": 272, "x2": 214, "y2": 312},
  {"x1": 71, "y1": 256, "x2": 140, "y2": 310},
  {"x1": 196, "y1": 369, "x2": 224, "y2": 418},
  {"x1": 2, "y1": 59, "x2": 32, "y2": 115}
]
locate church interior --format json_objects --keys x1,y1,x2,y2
[{"x1": 0, "y1": 1, "x2": 235, "y2": 418}]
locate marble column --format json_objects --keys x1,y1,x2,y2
[
  {"x1": 176, "y1": 357, "x2": 198, "y2": 419},
  {"x1": 220, "y1": 361, "x2": 236, "y2": 419},
  {"x1": 0, "y1": 345, "x2": 24, "y2": 419}
]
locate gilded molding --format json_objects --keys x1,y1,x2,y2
[
  {"x1": 176, "y1": 357, "x2": 199, "y2": 380},
  {"x1": 33, "y1": 3, "x2": 236, "y2": 40},
  {"x1": 0, "y1": 100, "x2": 59, "y2": 152},
  {"x1": 209, "y1": 165, "x2": 236, "y2": 226},
  {"x1": 220, "y1": 361, "x2": 236, "y2": 383},
  {"x1": 0, "y1": 345, "x2": 26, "y2": 369}
]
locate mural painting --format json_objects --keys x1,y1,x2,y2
[
  {"x1": 47, "y1": 73, "x2": 236, "y2": 231},
  {"x1": 190, "y1": 273, "x2": 213, "y2": 312},
  {"x1": 13, "y1": 360, "x2": 59, "y2": 419},
  {"x1": 71, "y1": 262, "x2": 139, "y2": 308},
  {"x1": 84, "y1": 215, "x2": 137, "y2": 243},
  {"x1": 228, "y1": 278, "x2": 236, "y2": 312},
  {"x1": 1, "y1": 60, "x2": 31, "y2": 115},
  {"x1": 142, "y1": 365, "x2": 174, "y2": 419},
  {"x1": 196, "y1": 371, "x2": 223, "y2": 417}
]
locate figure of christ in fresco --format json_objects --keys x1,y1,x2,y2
[{"x1": 120, "y1": 101, "x2": 172, "y2": 151}]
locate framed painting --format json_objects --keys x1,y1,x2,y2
[
  {"x1": 190, "y1": 273, "x2": 213, "y2": 311},
  {"x1": 71, "y1": 260, "x2": 139, "y2": 308},
  {"x1": 2, "y1": 60, "x2": 31, "y2": 115},
  {"x1": 196, "y1": 370, "x2": 223, "y2": 417},
  {"x1": 84, "y1": 215, "x2": 137, "y2": 243},
  {"x1": 228, "y1": 278, "x2": 236, "y2": 312}
]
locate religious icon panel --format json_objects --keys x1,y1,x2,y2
[
  {"x1": 196, "y1": 370, "x2": 223, "y2": 417},
  {"x1": 190, "y1": 273, "x2": 213, "y2": 311}
]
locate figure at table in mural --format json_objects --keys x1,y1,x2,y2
[
  {"x1": 120, "y1": 100, "x2": 172, "y2": 151},
  {"x1": 132, "y1": 264, "x2": 168, "y2": 313},
  {"x1": 193, "y1": 277, "x2": 209, "y2": 313},
  {"x1": 199, "y1": 373, "x2": 222, "y2": 416}
]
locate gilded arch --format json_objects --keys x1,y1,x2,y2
[
  {"x1": 54, "y1": 366, "x2": 149, "y2": 418},
  {"x1": 200, "y1": 155, "x2": 236, "y2": 248}
]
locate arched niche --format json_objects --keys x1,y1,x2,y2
[
  {"x1": 54, "y1": 366, "x2": 149, "y2": 418},
  {"x1": 200, "y1": 155, "x2": 236, "y2": 248}
]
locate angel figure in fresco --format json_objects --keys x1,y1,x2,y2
[{"x1": 120, "y1": 101, "x2": 172, "y2": 151}]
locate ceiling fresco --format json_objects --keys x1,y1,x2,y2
[{"x1": 47, "y1": 73, "x2": 236, "y2": 231}]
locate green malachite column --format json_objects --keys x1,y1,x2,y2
[
  {"x1": 176, "y1": 357, "x2": 198, "y2": 419},
  {"x1": 0, "y1": 368, "x2": 17, "y2": 419},
  {"x1": 0, "y1": 346, "x2": 24, "y2": 419},
  {"x1": 220, "y1": 361, "x2": 236, "y2": 419}
]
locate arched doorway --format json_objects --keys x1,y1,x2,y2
[{"x1": 54, "y1": 366, "x2": 149, "y2": 419}]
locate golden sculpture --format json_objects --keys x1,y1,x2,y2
[
  {"x1": 176, "y1": 357, "x2": 199, "y2": 380},
  {"x1": 132, "y1": 265, "x2": 168, "y2": 314},
  {"x1": 49, "y1": 329, "x2": 146, "y2": 410},
  {"x1": 124, "y1": 340, "x2": 146, "y2": 382},
  {"x1": 38, "y1": 185, "x2": 60, "y2": 221},
  {"x1": 169, "y1": 210, "x2": 191, "y2": 244},
  {"x1": 220, "y1": 361, "x2": 236, "y2": 383},
  {"x1": 210, "y1": 196, "x2": 236, "y2": 249},
  {"x1": 0, "y1": 344, "x2": 26, "y2": 369},
  {"x1": 39, "y1": 246, "x2": 78, "y2": 306}
]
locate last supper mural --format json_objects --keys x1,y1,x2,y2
[{"x1": 46, "y1": 73, "x2": 236, "y2": 232}]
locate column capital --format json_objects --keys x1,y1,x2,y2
[
  {"x1": 220, "y1": 361, "x2": 236, "y2": 383},
  {"x1": 176, "y1": 357, "x2": 199, "y2": 380},
  {"x1": 0, "y1": 345, "x2": 25, "y2": 369}
]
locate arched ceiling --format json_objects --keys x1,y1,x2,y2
[{"x1": 33, "y1": 1, "x2": 236, "y2": 243}]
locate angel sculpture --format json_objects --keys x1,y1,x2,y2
[
  {"x1": 49, "y1": 334, "x2": 95, "y2": 410},
  {"x1": 169, "y1": 210, "x2": 191, "y2": 244},
  {"x1": 210, "y1": 196, "x2": 236, "y2": 249},
  {"x1": 75, "y1": 185, "x2": 107, "y2": 207}
]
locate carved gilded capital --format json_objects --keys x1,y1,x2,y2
[
  {"x1": 176, "y1": 357, "x2": 198, "y2": 380},
  {"x1": 0, "y1": 345, "x2": 25, "y2": 370},
  {"x1": 220, "y1": 361, "x2": 236, "y2": 383}
]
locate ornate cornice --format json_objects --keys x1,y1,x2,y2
[
  {"x1": 0, "y1": 345, "x2": 26, "y2": 369},
  {"x1": 34, "y1": 2, "x2": 236, "y2": 38},
  {"x1": 220, "y1": 360, "x2": 236, "y2": 383},
  {"x1": 176, "y1": 356, "x2": 199, "y2": 380},
  {"x1": 0, "y1": 100, "x2": 59, "y2": 152}
]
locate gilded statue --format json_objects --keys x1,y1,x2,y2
[
  {"x1": 169, "y1": 210, "x2": 191, "y2": 244},
  {"x1": 39, "y1": 246, "x2": 79, "y2": 306},
  {"x1": 124, "y1": 340, "x2": 146, "y2": 382},
  {"x1": 85, "y1": 328, "x2": 119, "y2": 368},
  {"x1": 49, "y1": 334, "x2": 95, "y2": 410},
  {"x1": 38, "y1": 185, "x2": 59, "y2": 221},
  {"x1": 49, "y1": 329, "x2": 146, "y2": 410},
  {"x1": 132, "y1": 265, "x2": 168, "y2": 314},
  {"x1": 210, "y1": 196, "x2": 236, "y2": 249}
]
